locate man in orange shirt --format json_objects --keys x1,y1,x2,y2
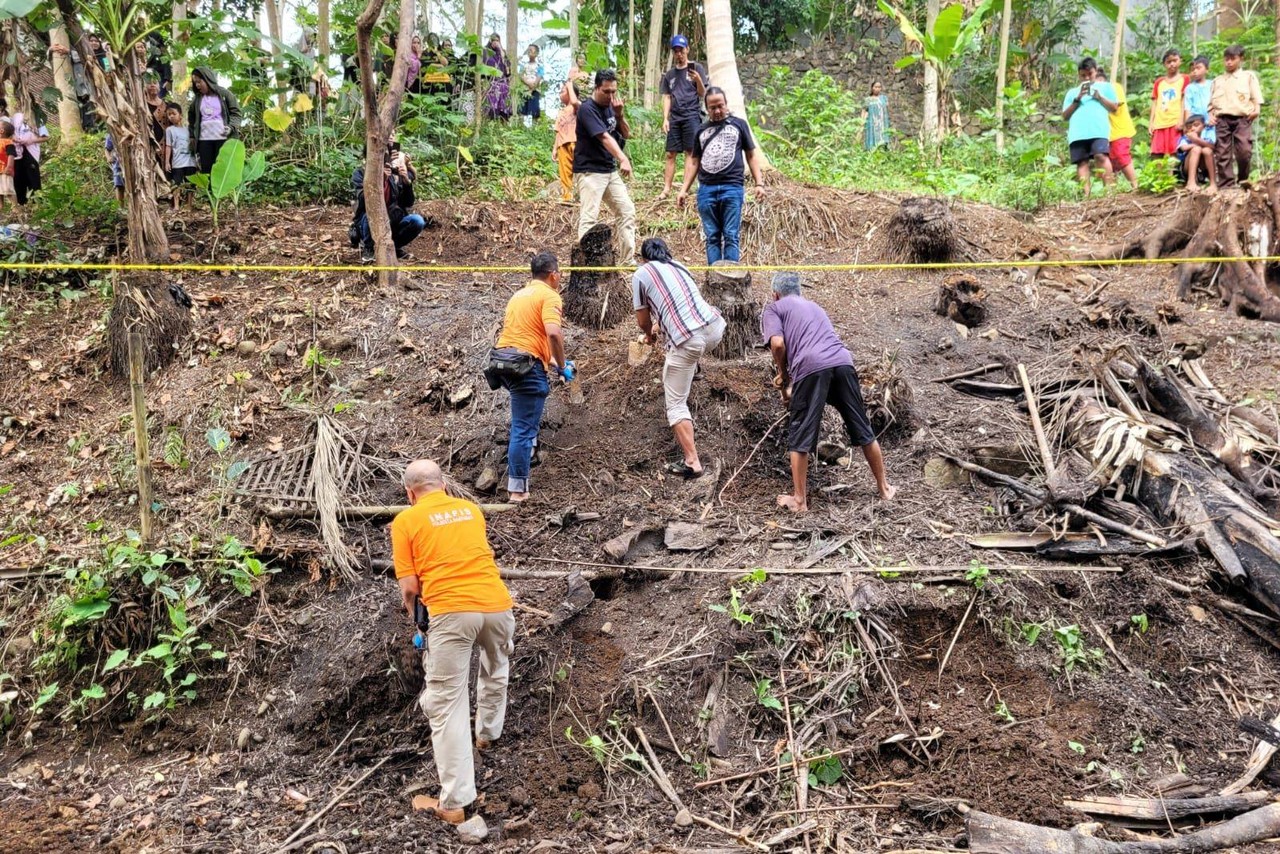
[
  {"x1": 487, "y1": 251, "x2": 572, "y2": 502},
  {"x1": 392, "y1": 459, "x2": 515, "y2": 826}
]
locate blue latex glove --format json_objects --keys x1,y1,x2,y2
[{"x1": 560, "y1": 360, "x2": 576, "y2": 382}]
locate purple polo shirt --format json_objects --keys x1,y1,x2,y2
[{"x1": 760, "y1": 295, "x2": 852, "y2": 384}]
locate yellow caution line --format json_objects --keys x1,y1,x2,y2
[{"x1": 1, "y1": 256, "x2": 1276, "y2": 274}]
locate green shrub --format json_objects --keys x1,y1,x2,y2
[
  {"x1": 1137, "y1": 157, "x2": 1178, "y2": 194},
  {"x1": 28, "y1": 131, "x2": 122, "y2": 232}
]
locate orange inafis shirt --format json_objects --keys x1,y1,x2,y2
[
  {"x1": 496, "y1": 279, "x2": 563, "y2": 369},
  {"x1": 391, "y1": 492, "x2": 512, "y2": 616}
]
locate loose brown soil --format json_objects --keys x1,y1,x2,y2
[{"x1": 1, "y1": 185, "x2": 1279, "y2": 853}]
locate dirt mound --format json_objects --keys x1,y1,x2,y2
[{"x1": 2, "y1": 187, "x2": 1280, "y2": 852}]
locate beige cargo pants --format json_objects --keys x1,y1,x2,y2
[{"x1": 417, "y1": 609, "x2": 516, "y2": 810}]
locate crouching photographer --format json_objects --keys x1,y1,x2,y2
[{"x1": 350, "y1": 142, "x2": 426, "y2": 262}]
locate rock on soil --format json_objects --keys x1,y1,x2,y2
[{"x1": 455, "y1": 815, "x2": 489, "y2": 844}]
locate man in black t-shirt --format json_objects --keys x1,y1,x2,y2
[
  {"x1": 573, "y1": 69, "x2": 636, "y2": 261},
  {"x1": 676, "y1": 87, "x2": 766, "y2": 265},
  {"x1": 657, "y1": 34, "x2": 708, "y2": 201}
]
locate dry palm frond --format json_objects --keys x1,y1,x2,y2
[{"x1": 309, "y1": 416, "x2": 360, "y2": 582}]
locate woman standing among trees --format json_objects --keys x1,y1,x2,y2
[
  {"x1": 188, "y1": 67, "x2": 241, "y2": 174},
  {"x1": 483, "y1": 33, "x2": 512, "y2": 120},
  {"x1": 863, "y1": 81, "x2": 890, "y2": 150}
]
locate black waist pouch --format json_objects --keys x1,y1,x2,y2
[{"x1": 483, "y1": 347, "x2": 535, "y2": 390}]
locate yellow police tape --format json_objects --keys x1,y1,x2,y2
[{"x1": 0, "y1": 255, "x2": 1277, "y2": 274}]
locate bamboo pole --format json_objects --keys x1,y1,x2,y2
[
  {"x1": 127, "y1": 333, "x2": 154, "y2": 545},
  {"x1": 994, "y1": 0, "x2": 1011, "y2": 154},
  {"x1": 1017, "y1": 363, "x2": 1056, "y2": 480}
]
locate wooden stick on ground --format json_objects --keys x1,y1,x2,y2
[
  {"x1": 267, "y1": 503, "x2": 516, "y2": 520},
  {"x1": 1221, "y1": 708, "x2": 1280, "y2": 796},
  {"x1": 967, "y1": 801, "x2": 1280, "y2": 853},
  {"x1": 718, "y1": 412, "x2": 786, "y2": 504},
  {"x1": 127, "y1": 332, "x2": 155, "y2": 546},
  {"x1": 634, "y1": 726, "x2": 685, "y2": 812},
  {"x1": 275, "y1": 754, "x2": 391, "y2": 852},
  {"x1": 932, "y1": 362, "x2": 1005, "y2": 383},
  {"x1": 1017, "y1": 363, "x2": 1057, "y2": 480},
  {"x1": 694, "y1": 742, "x2": 869, "y2": 790},
  {"x1": 524, "y1": 555, "x2": 1124, "y2": 575},
  {"x1": 1064, "y1": 790, "x2": 1271, "y2": 821},
  {"x1": 937, "y1": 588, "x2": 978, "y2": 681},
  {"x1": 940, "y1": 454, "x2": 1168, "y2": 548}
]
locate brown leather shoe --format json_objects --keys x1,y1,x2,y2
[{"x1": 475, "y1": 737, "x2": 494, "y2": 751}]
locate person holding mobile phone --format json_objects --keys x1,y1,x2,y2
[
  {"x1": 1061, "y1": 57, "x2": 1118, "y2": 199},
  {"x1": 657, "y1": 35, "x2": 709, "y2": 201}
]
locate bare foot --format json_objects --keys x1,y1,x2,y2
[
  {"x1": 1187, "y1": 182, "x2": 1200, "y2": 192},
  {"x1": 776, "y1": 494, "x2": 807, "y2": 513},
  {"x1": 1205, "y1": 183, "x2": 1219, "y2": 195},
  {"x1": 879, "y1": 483, "x2": 898, "y2": 501},
  {"x1": 508, "y1": 492, "x2": 530, "y2": 503}
]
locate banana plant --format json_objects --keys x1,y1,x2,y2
[
  {"x1": 878, "y1": 0, "x2": 993, "y2": 137},
  {"x1": 188, "y1": 140, "x2": 265, "y2": 252}
]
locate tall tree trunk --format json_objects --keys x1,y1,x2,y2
[
  {"x1": 994, "y1": 0, "x2": 1010, "y2": 154},
  {"x1": 1111, "y1": 0, "x2": 1128, "y2": 83},
  {"x1": 628, "y1": 0, "x2": 635, "y2": 101},
  {"x1": 669, "y1": 0, "x2": 681, "y2": 69},
  {"x1": 264, "y1": 0, "x2": 285, "y2": 107},
  {"x1": 506, "y1": 0, "x2": 518, "y2": 116},
  {"x1": 704, "y1": 0, "x2": 770, "y2": 169},
  {"x1": 569, "y1": 0, "x2": 579, "y2": 56},
  {"x1": 171, "y1": 0, "x2": 190, "y2": 89},
  {"x1": 356, "y1": 0, "x2": 416, "y2": 287},
  {"x1": 49, "y1": 22, "x2": 83, "y2": 141},
  {"x1": 922, "y1": 0, "x2": 940, "y2": 146},
  {"x1": 1219, "y1": 0, "x2": 1244, "y2": 32},
  {"x1": 319, "y1": 0, "x2": 331, "y2": 66},
  {"x1": 643, "y1": 0, "x2": 664, "y2": 109}
]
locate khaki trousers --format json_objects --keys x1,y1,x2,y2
[
  {"x1": 417, "y1": 609, "x2": 516, "y2": 809},
  {"x1": 575, "y1": 170, "x2": 636, "y2": 261},
  {"x1": 663, "y1": 317, "x2": 725, "y2": 425}
]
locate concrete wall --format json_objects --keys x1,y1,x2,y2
[{"x1": 737, "y1": 29, "x2": 925, "y2": 138}]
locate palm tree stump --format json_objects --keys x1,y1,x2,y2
[
  {"x1": 703, "y1": 262, "x2": 759, "y2": 359},
  {"x1": 934, "y1": 273, "x2": 987, "y2": 327},
  {"x1": 565, "y1": 223, "x2": 629, "y2": 329},
  {"x1": 107, "y1": 274, "x2": 192, "y2": 375},
  {"x1": 888, "y1": 196, "x2": 957, "y2": 263}
]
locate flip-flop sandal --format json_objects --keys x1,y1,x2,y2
[{"x1": 665, "y1": 461, "x2": 704, "y2": 479}]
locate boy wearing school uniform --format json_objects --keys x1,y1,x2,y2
[{"x1": 1209, "y1": 44, "x2": 1263, "y2": 188}]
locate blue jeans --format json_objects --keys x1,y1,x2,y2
[
  {"x1": 500, "y1": 363, "x2": 549, "y2": 493},
  {"x1": 697, "y1": 183, "x2": 744, "y2": 264},
  {"x1": 358, "y1": 213, "x2": 427, "y2": 250}
]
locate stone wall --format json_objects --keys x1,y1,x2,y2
[{"x1": 738, "y1": 30, "x2": 925, "y2": 139}]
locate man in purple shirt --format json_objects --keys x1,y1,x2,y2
[{"x1": 761, "y1": 272, "x2": 896, "y2": 512}]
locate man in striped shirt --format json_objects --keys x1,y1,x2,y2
[{"x1": 633, "y1": 237, "x2": 726, "y2": 479}]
